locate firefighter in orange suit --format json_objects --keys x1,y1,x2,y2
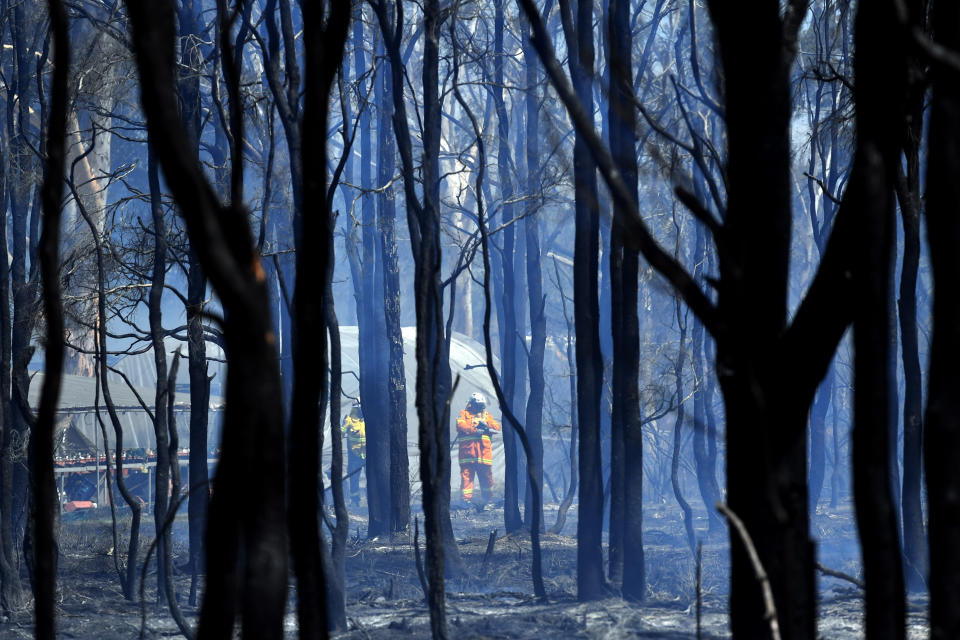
[{"x1": 457, "y1": 392, "x2": 501, "y2": 510}]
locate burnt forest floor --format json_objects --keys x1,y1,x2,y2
[{"x1": 0, "y1": 500, "x2": 931, "y2": 638}]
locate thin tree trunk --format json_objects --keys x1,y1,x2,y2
[
  {"x1": 32, "y1": 2, "x2": 69, "y2": 635},
  {"x1": 147, "y1": 145, "x2": 172, "y2": 606},
  {"x1": 0, "y1": 66, "x2": 21, "y2": 613},
  {"x1": 493, "y1": 0, "x2": 522, "y2": 533},
  {"x1": 522, "y1": 19, "x2": 545, "y2": 533},
  {"x1": 176, "y1": 0, "x2": 210, "y2": 606},
  {"x1": 326, "y1": 289, "x2": 349, "y2": 630},
  {"x1": 923, "y1": 3, "x2": 960, "y2": 637},
  {"x1": 288, "y1": 3, "x2": 350, "y2": 638},
  {"x1": 375, "y1": 35, "x2": 410, "y2": 536},
  {"x1": 849, "y1": 3, "x2": 908, "y2": 639},
  {"x1": 896, "y1": 30, "x2": 927, "y2": 588},
  {"x1": 608, "y1": 0, "x2": 643, "y2": 596},
  {"x1": 562, "y1": 0, "x2": 606, "y2": 601},
  {"x1": 371, "y1": 0, "x2": 461, "y2": 632},
  {"x1": 353, "y1": 6, "x2": 391, "y2": 539}
]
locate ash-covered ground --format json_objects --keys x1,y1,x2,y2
[{"x1": 0, "y1": 500, "x2": 930, "y2": 638}]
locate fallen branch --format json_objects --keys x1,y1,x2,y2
[
  {"x1": 716, "y1": 503, "x2": 781, "y2": 640},
  {"x1": 816, "y1": 562, "x2": 865, "y2": 589}
]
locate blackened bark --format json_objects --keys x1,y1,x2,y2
[
  {"x1": 124, "y1": 1, "x2": 292, "y2": 636},
  {"x1": 376, "y1": 35, "x2": 410, "y2": 534},
  {"x1": 289, "y1": 3, "x2": 350, "y2": 638},
  {"x1": 923, "y1": 3, "x2": 960, "y2": 637},
  {"x1": 147, "y1": 145, "x2": 171, "y2": 606},
  {"x1": 160, "y1": 351, "x2": 193, "y2": 638},
  {"x1": 897, "y1": 169, "x2": 924, "y2": 589},
  {"x1": 424, "y1": 0, "x2": 465, "y2": 583},
  {"x1": 0, "y1": 61, "x2": 20, "y2": 613},
  {"x1": 185, "y1": 257, "x2": 208, "y2": 607},
  {"x1": 176, "y1": 0, "x2": 209, "y2": 606},
  {"x1": 492, "y1": 0, "x2": 522, "y2": 533},
  {"x1": 706, "y1": 2, "x2": 812, "y2": 637},
  {"x1": 326, "y1": 286, "x2": 349, "y2": 631},
  {"x1": 607, "y1": 0, "x2": 643, "y2": 597},
  {"x1": 371, "y1": 0, "x2": 461, "y2": 632},
  {"x1": 353, "y1": 7, "x2": 391, "y2": 539},
  {"x1": 671, "y1": 297, "x2": 695, "y2": 557},
  {"x1": 896, "y1": 11, "x2": 928, "y2": 588},
  {"x1": 33, "y1": 1, "x2": 68, "y2": 635},
  {"x1": 849, "y1": 3, "x2": 908, "y2": 638},
  {"x1": 608, "y1": 216, "x2": 625, "y2": 584},
  {"x1": 8, "y1": 1, "x2": 42, "y2": 560},
  {"x1": 521, "y1": 18, "x2": 545, "y2": 533},
  {"x1": 566, "y1": 0, "x2": 606, "y2": 601}
]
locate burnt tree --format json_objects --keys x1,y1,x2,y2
[
  {"x1": 32, "y1": 0, "x2": 68, "y2": 636},
  {"x1": 124, "y1": 1, "x2": 293, "y2": 635},
  {"x1": 923, "y1": 1, "x2": 960, "y2": 637}
]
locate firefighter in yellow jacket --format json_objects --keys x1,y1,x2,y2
[
  {"x1": 457, "y1": 392, "x2": 501, "y2": 510},
  {"x1": 342, "y1": 399, "x2": 366, "y2": 505}
]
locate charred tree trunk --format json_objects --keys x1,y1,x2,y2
[
  {"x1": 896, "y1": 7, "x2": 928, "y2": 589},
  {"x1": 420, "y1": 0, "x2": 454, "y2": 624},
  {"x1": 375, "y1": 36, "x2": 410, "y2": 536},
  {"x1": 607, "y1": 0, "x2": 643, "y2": 596},
  {"x1": 671, "y1": 295, "x2": 695, "y2": 557},
  {"x1": 560, "y1": 0, "x2": 607, "y2": 601},
  {"x1": 706, "y1": 3, "x2": 811, "y2": 637},
  {"x1": 353, "y1": 7, "x2": 391, "y2": 539},
  {"x1": 124, "y1": 1, "x2": 302, "y2": 635},
  {"x1": 0, "y1": 52, "x2": 20, "y2": 614},
  {"x1": 493, "y1": 0, "x2": 523, "y2": 533},
  {"x1": 923, "y1": 3, "x2": 960, "y2": 638},
  {"x1": 849, "y1": 4, "x2": 909, "y2": 639},
  {"x1": 147, "y1": 145, "x2": 172, "y2": 606},
  {"x1": 175, "y1": 0, "x2": 210, "y2": 606},
  {"x1": 521, "y1": 16, "x2": 545, "y2": 533},
  {"x1": 32, "y1": 2, "x2": 69, "y2": 636},
  {"x1": 326, "y1": 285, "x2": 349, "y2": 631},
  {"x1": 288, "y1": 4, "x2": 350, "y2": 638},
  {"x1": 8, "y1": 1, "x2": 42, "y2": 563},
  {"x1": 371, "y1": 0, "x2": 464, "y2": 633}
]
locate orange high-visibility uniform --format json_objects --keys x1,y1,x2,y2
[{"x1": 457, "y1": 408, "x2": 501, "y2": 502}]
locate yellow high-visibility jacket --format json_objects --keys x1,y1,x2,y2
[{"x1": 342, "y1": 415, "x2": 366, "y2": 459}]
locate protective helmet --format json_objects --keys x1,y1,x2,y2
[{"x1": 469, "y1": 392, "x2": 486, "y2": 407}]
